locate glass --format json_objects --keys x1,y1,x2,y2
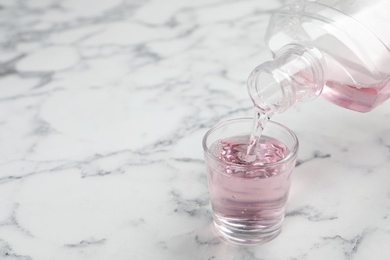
[{"x1": 203, "y1": 118, "x2": 299, "y2": 244}]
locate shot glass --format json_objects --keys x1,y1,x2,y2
[{"x1": 203, "y1": 118, "x2": 299, "y2": 245}]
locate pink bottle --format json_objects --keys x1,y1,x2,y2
[{"x1": 248, "y1": 0, "x2": 390, "y2": 113}]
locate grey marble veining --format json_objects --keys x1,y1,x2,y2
[{"x1": 1, "y1": 0, "x2": 390, "y2": 259}]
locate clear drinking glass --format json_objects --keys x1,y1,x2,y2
[{"x1": 203, "y1": 118, "x2": 299, "y2": 244}]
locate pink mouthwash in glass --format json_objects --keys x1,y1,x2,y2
[{"x1": 203, "y1": 119, "x2": 298, "y2": 244}]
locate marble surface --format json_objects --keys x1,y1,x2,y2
[{"x1": 1, "y1": 0, "x2": 390, "y2": 259}]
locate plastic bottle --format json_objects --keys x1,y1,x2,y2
[{"x1": 247, "y1": 0, "x2": 390, "y2": 113}]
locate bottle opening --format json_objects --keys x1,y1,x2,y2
[
  {"x1": 247, "y1": 62, "x2": 294, "y2": 114},
  {"x1": 247, "y1": 46, "x2": 325, "y2": 114}
]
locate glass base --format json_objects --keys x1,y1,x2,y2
[{"x1": 213, "y1": 216, "x2": 283, "y2": 245}]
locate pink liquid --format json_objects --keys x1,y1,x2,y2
[
  {"x1": 322, "y1": 78, "x2": 390, "y2": 112},
  {"x1": 246, "y1": 110, "x2": 270, "y2": 161},
  {"x1": 206, "y1": 135, "x2": 296, "y2": 243}
]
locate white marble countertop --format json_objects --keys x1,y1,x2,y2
[{"x1": 1, "y1": 0, "x2": 390, "y2": 259}]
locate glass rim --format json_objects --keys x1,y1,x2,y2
[{"x1": 202, "y1": 118, "x2": 299, "y2": 168}]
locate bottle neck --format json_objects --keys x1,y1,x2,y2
[{"x1": 247, "y1": 45, "x2": 325, "y2": 114}]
